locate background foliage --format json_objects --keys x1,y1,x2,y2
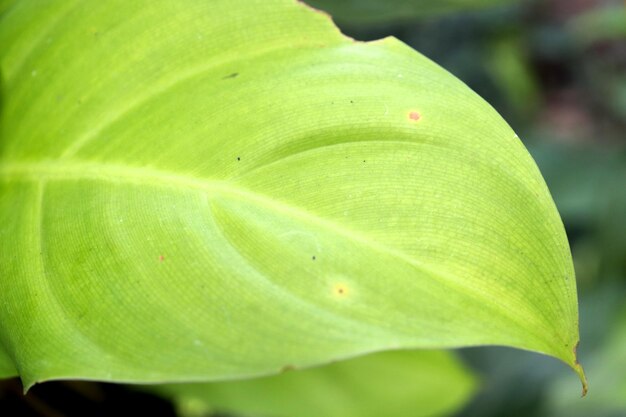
[{"x1": 1, "y1": 0, "x2": 624, "y2": 416}]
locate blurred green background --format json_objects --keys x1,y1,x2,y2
[{"x1": 1, "y1": 0, "x2": 624, "y2": 416}]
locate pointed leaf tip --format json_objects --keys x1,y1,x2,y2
[
  {"x1": 573, "y1": 343, "x2": 588, "y2": 397},
  {"x1": 578, "y1": 366, "x2": 588, "y2": 398}
]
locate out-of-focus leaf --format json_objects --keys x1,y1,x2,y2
[
  {"x1": 608, "y1": 78, "x2": 626, "y2": 119},
  {"x1": 0, "y1": 0, "x2": 584, "y2": 393},
  {"x1": 486, "y1": 36, "x2": 540, "y2": 120},
  {"x1": 568, "y1": 5, "x2": 626, "y2": 46},
  {"x1": 306, "y1": 0, "x2": 518, "y2": 24},
  {"x1": 155, "y1": 350, "x2": 476, "y2": 417}
]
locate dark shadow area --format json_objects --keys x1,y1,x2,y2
[{"x1": 0, "y1": 378, "x2": 178, "y2": 417}]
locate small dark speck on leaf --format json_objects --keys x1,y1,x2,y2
[
  {"x1": 312, "y1": 256, "x2": 316, "y2": 261},
  {"x1": 350, "y1": 100, "x2": 354, "y2": 104},
  {"x1": 237, "y1": 156, "x2": 241, "y2": 161},
  {"x1": 223, "y1": 72, "x2": 239, "y2": 79},
  {"x1": 281, "y1": 365, "x2": 295, "y2": 373}
]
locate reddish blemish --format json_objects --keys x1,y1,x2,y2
[
  {"x1": 159, "y1": 255, "x2": 165, "y2": 262},
  {"x1": 409, "y1": 111, "x2": 421, "y2": 121}
]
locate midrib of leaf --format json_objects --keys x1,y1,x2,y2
[{"x1": 0, "y1": 159, "x2": 560, "y2": 350}]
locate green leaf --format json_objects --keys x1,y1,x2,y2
[
  {"x1": 568, "y1": 4, "x2": 626, "y2": 46},
  {"x1": 0, "y1": 0, "x2": 584, "y2": 393},
  {"x1": 155, "y1": 350, "x2": 477, "y2": 417},
  {"x1": 0, "y1": 344, "x2": 16, "y2": 379}
]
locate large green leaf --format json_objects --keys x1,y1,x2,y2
[
  {"x1": 155, "y1": 350, "x2": 476, "y2": 417},
  {"x1": 0, "y1": 0, "x2": 584, "y2": 393}
]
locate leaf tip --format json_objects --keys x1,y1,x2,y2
[
  {"x1": 22, "y1": 379, "x2": 34, "y2": 395},
  {"x1": 575, "y1": 362, "x2": 588, "y2": 397},
  {"x1": 573, "y1": 342, "x2": 588, "y2": 397}
]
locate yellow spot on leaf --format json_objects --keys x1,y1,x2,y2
[{"x1": 332, "y1": 283, "x2": 349, "y2": 297}]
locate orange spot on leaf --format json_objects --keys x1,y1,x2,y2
[{"x1": 409, "y1": 111, "x2": 421, "y2": 121}]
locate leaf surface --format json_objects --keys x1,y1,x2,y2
[
  {"x1": 0, "y1": 0, "x2": 584, "y2": 391},
  {"x1": 0, "y1": 345, "x2": 16, "y2": 378},
  {"x1": 155, "y1": 350, "x2": 476, "y2": 417}
]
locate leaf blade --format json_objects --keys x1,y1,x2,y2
[{"x1": 0, "y1": 0, "x2": 584, "y2": 392}]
